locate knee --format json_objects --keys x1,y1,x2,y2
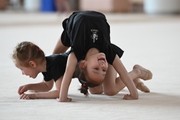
[
  {"x1": 90, "y1": 91, "x2": 103, "y2": 94},
  {"x1": 89, "y1": 89, "x2": 103, "y2": 94},
  {"x1": 104, "y1": 89, "x2": 117, "y2": 96}
]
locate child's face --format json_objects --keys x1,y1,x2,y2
[
  {"x1": 14, "y1": 60, "x2": 39, "y2": 79},
  {"x1": 85, "y1": 53, "x2": 108, "y2": 85}
]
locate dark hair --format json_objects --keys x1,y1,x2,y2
[
  {"x1": 73, "y1": 62, "x2": 97, "y2": 96},
  {"x1": 12, "y1": 41, "x2": 45, "y2": 67},
  {"x1": 72, "y1": 62, "x2": 89, "y2": 96}
]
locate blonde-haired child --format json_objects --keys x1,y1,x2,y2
[{"x1": 12, "y1": 41, "x2": 70, "y2": 99}]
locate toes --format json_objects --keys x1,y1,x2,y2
[
  {"x1": 136, "y1": 82, "x2": 150, "y2": 93},
  {"x1": 144, "y1": 70, "x2": 153, "y2": 80},
  {"x1": 133, "y1": 64, "x2": 153, "y2": 80}
]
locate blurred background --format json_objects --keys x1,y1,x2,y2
[
  {"x1": 1, "y1": 0, "x2": 180, "y2": 29},
  {"x1": 0, "y1": 0, "x2": 180, "y2": 14}
]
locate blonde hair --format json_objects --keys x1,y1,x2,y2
[{"x1": 12, "y1": 41, "x2": 45, "y2": 67}]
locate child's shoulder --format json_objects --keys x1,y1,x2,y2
[{"x1": 46, "y1": 52, "x2": 69, "y2": 64}]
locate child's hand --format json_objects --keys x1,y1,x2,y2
[
  {"x1": 18, "y1": 85, "x2": 28, "y2": 95},
  {"x1": 57, "y1": 97, "x2": 72, "y2": 102},
  {"x1": 20, "y1": 94, "x2": 36, "y2": 99},
  {"x1": 123, "y1": 94, "x2": 138, "y2": 100}
]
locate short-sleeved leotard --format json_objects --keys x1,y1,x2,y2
[
  {"x1": 61, "y1": 11, "x2": 124, "y2": 64},
  {"x1": 41, "y1": 52, "x2": 69, "y2": 82}
]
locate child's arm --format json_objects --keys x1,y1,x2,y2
[
  {"x1": 18, "y1": 80, "x2": 54, "y2": 95},
  {"x1": 20, "y1": 77, "x2": 63, "y2": 99},
  {"x1": 112, "y1": 55, "x2": 138, "y2": 100},
  {"x1": 19, "y1": 90, "x2": 59, "y2": 99},
  {"x1": 58, "y1": 52, "x2": 77, "y2": 102}
]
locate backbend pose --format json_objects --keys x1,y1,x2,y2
[
  {"x1": 53, "y1": 11, "x2": 153, "y2": 102},
  {"x1": 12, "y1": 41, "x2": 74, "y2": 99},
  {"x1": 12, "y1": 41, "x2": 151, "y2": 100}
]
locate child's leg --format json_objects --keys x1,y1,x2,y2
[
  {"x1": 133, "y1": 64, "x2": 153, "y2": 80},
  {"x1": 132, "y1": 65, "x2": 152, "y2": 92},
  {"x1": 103, "y1": 64, "x2": 151, "y2": 95},
  {"x1": 133, "y1": 78, "x2": 150, "y2": 92},
  {"x1": 103, "y1": 65, "x2": 125, "y2": 96},
  {"x1": 53, "y1": 38, "x2": 69, "y2": 54},
  {"x1": 89, "y1": 84, "x2": 103, "y2": 94}
]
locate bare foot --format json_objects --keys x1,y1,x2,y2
[
  {"x1": 28, "y1": 90, "x2": 37, "y2": 93},
  {"x1": 133, "y1": 64, "x2": 153, "y2": 80},
  {"x1": 134, "y1": 78, "x2": 150, "y2": 93}
]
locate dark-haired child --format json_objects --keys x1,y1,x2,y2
[{"x1": 53, "y1": 11, "x2": 153, "y2": 102}]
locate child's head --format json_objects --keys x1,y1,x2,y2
[
  {"x1": 77, "y1": 53, "x2": 108, "y2": 95},
  {"x1": 12, "y1": 41, "x2": 45, "y2": 78}
]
